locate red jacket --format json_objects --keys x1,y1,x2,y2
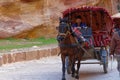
[{"x1": 110, "y1": 32, "x2": 120, "y2": 55}]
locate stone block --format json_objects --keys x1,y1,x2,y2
[
  {"x1": 7, "y1": 54, "x2": 15, "y2": 63},
  {"x1": 56, "y1": 47, "x2": 60, "y2": 54},
  {"x1": 15, "y1": 52, "x2": 26, "y2": 62},
  {"x1": 0, "y1": 56, "x2": 3, "y2": 66},
  {"x1": 51, "y1": 48, "x2": 57, "y2": 56},
  {"x1": 2, "y1": 54, "x2": 8, "y2": 64},
  {"x1": 38, "y1": 49, "x2": 51, "y2": 59},
  {"x1": 25, "y1": 50, "x2": 38, "y2": 61}
]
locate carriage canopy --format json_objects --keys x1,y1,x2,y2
[{"x1": 63, "y1": 7, "x2": 113, "y2": 33}]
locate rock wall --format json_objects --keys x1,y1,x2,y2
[{"x1": 0, "y1": 0, "x2": 119, "y2": 38}]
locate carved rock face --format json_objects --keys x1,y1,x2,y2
[
  {"x1": 20, "y1": 0, "x2": 38, "y2": 3},
  {"x1": 0, "y1": 0, "x2": 119, "y2": 38}
]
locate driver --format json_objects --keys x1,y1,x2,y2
[
  {"x1": 71, "y1": 15, "x2": 93, "y2": 47},
  {"x1": 71, "y1": 16, "x2": 87, "y2": 42}
]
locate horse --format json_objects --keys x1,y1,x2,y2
[{"x1": 57, "y1": 17, "x2": 85, "y2": 80}]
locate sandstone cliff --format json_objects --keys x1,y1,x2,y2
[{"x1": 0, "y1": 0, "x2": 119, "y2": 38}]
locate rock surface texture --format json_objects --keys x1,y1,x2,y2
[{"x1": 0, "y1": 0, "x2": 119, "y2": 38}]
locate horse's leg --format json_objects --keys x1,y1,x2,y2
[
  {"x1": 61, "y1": 55, "x2": 66, "y2": 80},
  {"x1": 75, "y1": 51, "x2": 84, "y2": 79},
  {"x1": 71, "y1": 58, "x2": 75, "y2": 77},
  {"x1": 75, "y1": 59, "x2": 81, "y2": 79}
]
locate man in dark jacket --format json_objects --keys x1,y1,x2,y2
[{"x1": 110, "y1": 25, "x2": 120, "y2": 74}]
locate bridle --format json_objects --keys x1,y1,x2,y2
[{"x1": 57, "y1": 20, "x2": 73, "y2": 42}]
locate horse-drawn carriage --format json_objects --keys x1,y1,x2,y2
[{"x1": 57, "y1": 7, "x2": 113, "y2": 80}]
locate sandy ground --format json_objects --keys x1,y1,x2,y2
[{"x1": 0, "y1": 56, "x2": 119, "y2": 80}]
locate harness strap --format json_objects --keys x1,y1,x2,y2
[
  {"x1": 58, "y1": 33, "x2": 66, "y2": 36},
  {"x1": 73, "y1": 36, "x2": 93, "y2": 57},
  {"x1": 59, "y1": 43, "x2": 78, "y2": 48},
  {"x1": 79, "y1": 45, "x2": 92, "y2": 57}
]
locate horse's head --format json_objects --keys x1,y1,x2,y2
[{"x1": 57, "y1": 17, "x2": 71, "y2": 42}]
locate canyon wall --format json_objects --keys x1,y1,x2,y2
[{"x1": 0, "y1": 0, "x2": 119, "y2": 38}]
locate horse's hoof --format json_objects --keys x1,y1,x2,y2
[
  {"x1": 75, "y1": 75, "x2": 79, "y2": 79},
  {"x1": 62, "y1": 78, "x2": 66, "y2": 80}
]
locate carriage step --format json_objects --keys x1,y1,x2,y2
[
  {"x1": 80, "y1": 62, "x2": 102, "y2": 64},
  {"x1": 79, "y1": 60, "x2": 103, "y2": 64}
]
